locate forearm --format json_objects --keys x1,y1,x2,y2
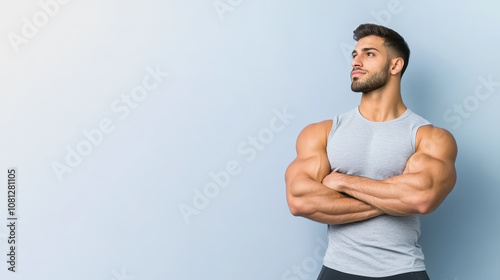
[
  {"x1": 304, "y1": 198, "x2": 383, "y2": 224},
  {"x1": 324, "y1": 172, "x2": 430, "y2": 216},
  {"x1": 288, "y1": 177, "x2": 383, "y2": 224}
]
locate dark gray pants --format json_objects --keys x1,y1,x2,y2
[{"x1": 317, "y1": 266, "x2": 430, "y2": 280}]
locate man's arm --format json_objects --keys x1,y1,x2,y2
[
  {"x1": 285, "y1": 120, "x2": 383, "y2": 224},
  {"x1": 322, "y1": 125, "x2": 458, "y2": 216}
]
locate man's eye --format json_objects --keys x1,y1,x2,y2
[{"x1": 367, "y1": 52, "x2": 374, "y2": 56}]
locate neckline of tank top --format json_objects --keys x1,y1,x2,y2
[{"x1": 355, "y1": 106, "x2": 412, "y2": 124}]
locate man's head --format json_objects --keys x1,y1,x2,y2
[{"x1": 350, "y1": 24, "x2": 410, "y2": 93}]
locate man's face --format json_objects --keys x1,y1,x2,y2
[{"x1": 350, "y1": 35, "x2": 391, "y2": 93}]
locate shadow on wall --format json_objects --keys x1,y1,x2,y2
[
  {"x1": 404, "y1": 48, "x2": 497, "y2": 279},
  {"x1": 420, "y1": 149, "x2": 496, "y2": 279}
]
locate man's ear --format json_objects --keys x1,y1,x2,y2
[{"x1": 390, "y1": 57, "x2": 404, "y2": 76}]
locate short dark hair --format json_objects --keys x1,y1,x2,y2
[{"x1": 353, "y1": 23, "x2": 410, "y2": 77}]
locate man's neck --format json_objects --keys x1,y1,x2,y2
[{"x1": 358, "y1": 82, "x2": 406, "y2": 122}]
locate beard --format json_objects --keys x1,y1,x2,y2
[{"x1": 351, "y1": 62, "x2": 390, "y2": 93}]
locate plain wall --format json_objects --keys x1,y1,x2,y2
[{"x1": 0, "y1": 1, "x2": 499, "y2": 279}]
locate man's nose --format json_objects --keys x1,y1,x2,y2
[{"x1": 351, "y1": 55, "x2": 362, "y2": 68}]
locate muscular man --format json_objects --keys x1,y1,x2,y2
[{"x1": 285, "y1": 24, "x2": 457, "y2": 280}]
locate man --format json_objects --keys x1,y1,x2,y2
[{"x1": 285, "y1": 23, "x2": 457, "y2": 280}]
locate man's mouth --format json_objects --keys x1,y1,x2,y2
[{"x1": 351, "y1": 70, "x2": 366, "y2": 78}]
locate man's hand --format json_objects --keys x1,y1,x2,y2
[{"x1": 322, "y1": 171, "x2": 348, "y2": 193}]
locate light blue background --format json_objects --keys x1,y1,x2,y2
[{"x1": 0, "y1": 0, "x2": 499, "y2": 279}]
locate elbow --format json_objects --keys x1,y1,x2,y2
[
  {"x1": 286, "y1": 195, "x2": 311, "y2": 217},
  {"x1": 416, "y1": 203, "x2": 434, "y2": 215},
  {"x1": 412, "y1": 193, "x2": 437, "y2": 215},
  {"x1": 288, "y1": 204, "x2": 302, "y2": 217},
  {"x1": 286, "y1": 182, "x2": 310, "y2": 217}
]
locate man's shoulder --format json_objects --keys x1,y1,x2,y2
[
  {"x1": 417, "y1": 125, "x2": 454, "y2": 140},
  {"x1": 300, "y1": 120, "x2": 333, "y2": 138},
  {"x1": 416, "y1": 125, "x2": 457, "y2": 156},
  {"x1": 294, "y1": 120, "x2": 332, "y2": 150}
]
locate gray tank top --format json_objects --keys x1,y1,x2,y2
[{"x1": 324, "y1": 107, "x2": 431, "y2": 277}]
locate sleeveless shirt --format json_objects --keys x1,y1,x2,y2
[{"x1": 324, "y1": 107, "x2": 431, "y2": 277}]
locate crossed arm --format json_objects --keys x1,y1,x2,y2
[
  {"x1": 322, "y1": 125, "x2": 457, "y2": 216},
  {"x1": 285, "y1": 121, "x2": 383, "y2": 224},
  {"x1": 285, "y1": 122, "x2": 457, "y2": 224}
]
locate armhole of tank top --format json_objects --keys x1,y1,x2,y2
[
  {"x1": 327, "y1": 117, "x2": 337, "y2": 142},
  {"x1": 412, "y1": 122, "x2": 432, "y2": 152}
]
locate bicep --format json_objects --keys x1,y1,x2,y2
[
  {"x1": 406, "y1": 153, "x2": 456, "y2": 188},
  {"x1": 404, "y1": 127, "x2": 458, "y2": 198},
  {"x1": 285, "y1": 121, "x2": 332, "y2": 193}
]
